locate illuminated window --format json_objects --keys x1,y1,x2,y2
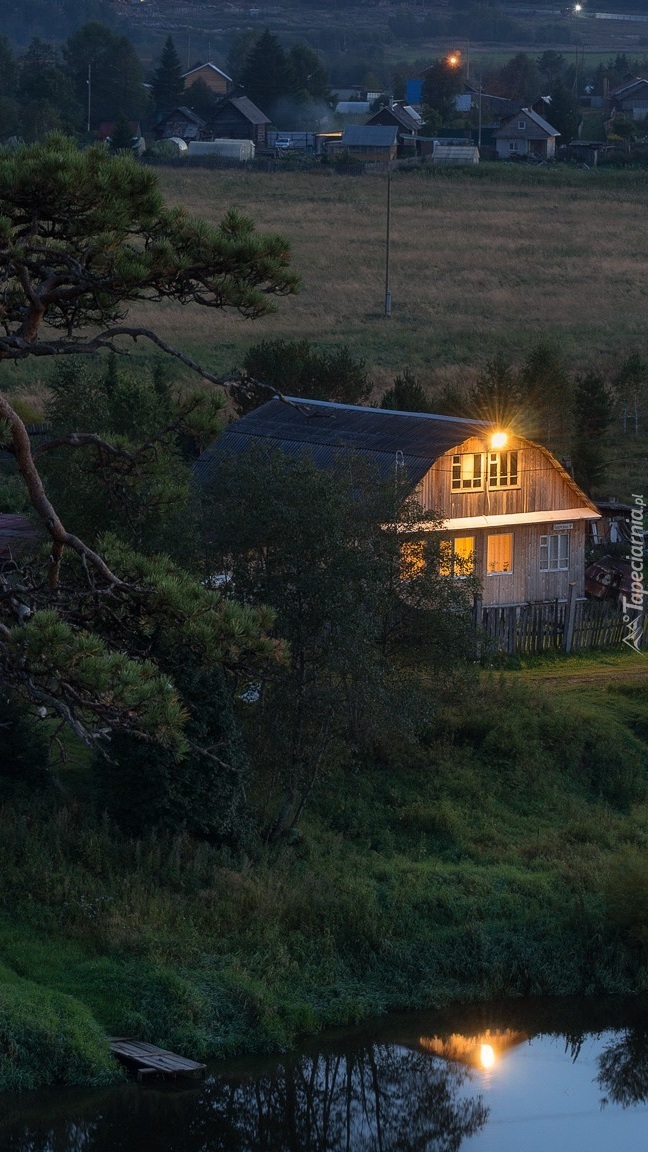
[
  {"x1": 540, "y1": 533, "x2": 570, "y2": 571},
  {"x1": 487, "y1": 533, "x2": 513, "y2": 574},
  {"x1": 439, "y1": 537, "x2": 475, "y2": 577},
  {"x1": 452, "y1": 453, "x2": 483, "y2": 491},
  {"x1": 400, "y1": 539, "x2": 426, "y2": 580},
  {"x1": 488, "y1": 451, "x2": 519, "y2": 488}
]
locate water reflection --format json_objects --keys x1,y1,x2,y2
[
  {"x1": 419, "y1": 1029, "x2": 529, "y2": 1071},
  {"x1": 0, "y1": 1046, "x2": 488, "y2": 1152},
  {"x1": 2, "y1": 998, "x2": 648, "y2": 1152},
  {"x1": 596, "y1": 1002, "x2": 648, "y2": 1108}
]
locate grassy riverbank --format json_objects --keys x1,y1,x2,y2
[{"x1": 1, "y1": 653, "x2": 647, "y2": 1092}]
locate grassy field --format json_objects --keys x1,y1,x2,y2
[
  {"x1": 133, "y1": 163, "x2": 648, "y2": 396},
  {"x1": 3, "y1": 162, "x2": 646, "y2": 498}
]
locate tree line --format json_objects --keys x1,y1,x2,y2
[{"x1": 0, "y1": 23, "x2": 333, "y2": 142}]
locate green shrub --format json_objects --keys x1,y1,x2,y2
[{"x1": 0, "y1": 980, "x2": 121, "y2": 1091}]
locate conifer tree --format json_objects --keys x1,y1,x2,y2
[
  {"x1": 571, "y1": 372, "x2": 614, "y2": 495},
  {"x1": 239, "y1": 29, "x2": 296, "y2": 114},
  {"x1": 152, "y1": 35, "x2": 185, "y2": 113}
]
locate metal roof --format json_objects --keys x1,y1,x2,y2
[
  {"x1": 496, "y1": 107, "x2": 560, "y2": 139},
  {"x1": 182, "y1": 62, "x2": 232, "y2": 82},
  {"x1": 340, "y1": 125, "x2": 398, "y2": 147},
  {"x1": 194, "y1": 397, "x2": 489, "y2": 489},
  {"x1": 216, "y1": 96, "x2": 271, "y2": 125}
]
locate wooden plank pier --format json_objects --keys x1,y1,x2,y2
[{"x1": 109, "y1": 1038, "x2": 206, "y2": 1082}]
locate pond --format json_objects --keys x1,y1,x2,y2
[{"x1": 2, "y1": 997, "x2": 648, "y2": 1151}]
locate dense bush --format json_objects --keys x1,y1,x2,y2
[{"x1": 0, "y1": 981, "x2": 121, "y2": 1092}]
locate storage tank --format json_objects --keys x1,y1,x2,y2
[{"x1": 187, "y1": 139, "x2": 255, "y2": 160}]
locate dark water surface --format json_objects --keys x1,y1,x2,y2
[{"x1": 2, "y1": 998, "x2": 648, "y2": 1151}]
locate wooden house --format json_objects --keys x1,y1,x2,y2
[
  {"x1": 154, "y1": 107, "x2": 207, "y2": 142},
  {"x1": 494, "y1": 108, "x2": 560, "y2": 160},
  {"x1": 208, "y1": 95, "x2": 271, "y2": 148},
  {"x1": 611, "y1": 78, "x2": 648, "y2": 121},
  {"x1": 182, "y1": 62, "x2": 232, "y2": 97},
  {"x1": 195, "y1": 399, "x2": 600, "y2": 608}
]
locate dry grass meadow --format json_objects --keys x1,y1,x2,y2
[
  {"x1": 138, "y1": 163, "x2": 648, "y2": 398},
  {"x1": 7, "y1": 163, "x2": 648, "y2": 414}
]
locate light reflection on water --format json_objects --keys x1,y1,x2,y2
[{"x1": 1, "y1": 998, "x2": 648, "y2": 1152}]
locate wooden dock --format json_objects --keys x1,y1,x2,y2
[{"x1": 109, "y1": 1038, "x2": 206, "y2": 1082}]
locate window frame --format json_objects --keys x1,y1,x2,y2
[
  {"x1": 539, "y1": 532, "x2": 570, "y2": 572},
  {"x1": 451, "y1": 452, "x2": 484, "y2": 491},
  {"x1": 488, "y1": 450, "x2": 520, "y2": 490}
]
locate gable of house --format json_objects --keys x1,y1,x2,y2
[
  {"x1": 182, "y1": 62, "x2": 232, "y2": 95},
  {"x1": 495, "y1": 107, "x2": 559, "y2": 140}
]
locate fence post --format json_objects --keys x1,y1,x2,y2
[
  {"x1": 563, "y1": 582, "x2": 577, "y2": 654},
  {"x1": 472, "y1": 594, "x2": 483, "y2": 659}
]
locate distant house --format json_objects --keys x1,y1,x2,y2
[
  {"x1": 328, "y1": 124, "x2": 398, "y2": 162},
  {"x1": 195, "y1": 398, "x2": 600, "y2": 609},
  {"x1": 154, "y1": 107, "x2": 207, "y2": 142},
  {"x1": 611, "y1": 78, "x2": 648, "y2": 120},
  {"x1": 366, "y1": 102, "x2": 421, "y2": 156},
  {"x1": 208, "y1": 95, "x2": 271, "y2": 148},
  {"x1": 182, "y1": 62, "x2": 232, "y2": 97},
  {"x1": 494, "y1": 107, "x2": 560, "y2": 160}
]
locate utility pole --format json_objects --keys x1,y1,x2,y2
[
  {"x1": 86, "y1": 63, "x2": 91, "y2": 134},
  {"x1": 384, "y1": 165, "x2": 392, "y2": 317}
]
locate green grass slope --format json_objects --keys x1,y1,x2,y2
[{"x1": 0, "y1": 656, "x2": 647, "y2": 1090}]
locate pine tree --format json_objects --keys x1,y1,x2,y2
[
  {"x1": 381, "y1": 369, "x2": 432, "y2": 413},
  {"x1": 571, "y1": 372, "x2": 614, "y2": 495},
  {"x1": 239, "y1": 29, "x2": 296, "y2": 114},
  {"x1": 152, "y1": 36, "x2": 185, "y2": 113},
  {"x1": 0, "y1": 135, "x2": 296, "y2": 751}
]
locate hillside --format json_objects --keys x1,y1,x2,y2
[{"x1": 1, "y1": 654, "x2": 647, "y2": 1090}]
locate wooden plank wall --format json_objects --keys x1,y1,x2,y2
[{"x1": 478, "y1": 600, "x2": 648, "y2": 656}]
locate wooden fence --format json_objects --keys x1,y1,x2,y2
[{"x1": 476, "y1": 594, "x2": 648, "y2": 657}]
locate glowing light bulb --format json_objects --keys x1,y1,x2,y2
[
  {"x1": 491, "y1": 431, "x2": 508, "y2": 449},
  {"x1": 480, "y1": 1043, "x2": 496, "y2": 1069}
]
